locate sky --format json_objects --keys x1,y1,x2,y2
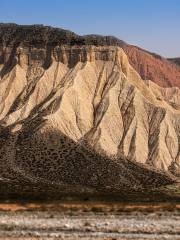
[{"x1": 0, "y1": 0, "x2": 179, "y2": 57}]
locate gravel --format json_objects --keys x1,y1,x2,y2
[{"x1": 0, "y1": 207, "x2": 179, "y2": 239}]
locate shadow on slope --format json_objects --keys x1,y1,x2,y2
[{"x1": 0, "y1": 112, "x2": 178, "y2": 202}]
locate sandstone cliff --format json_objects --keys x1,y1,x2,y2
[{"x1": 0, "y1": 24, "x2": 179, "y2": 197}]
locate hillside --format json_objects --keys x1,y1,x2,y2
[{"x1": 0, "y1": 24, "x2": 179, "y2": 197}]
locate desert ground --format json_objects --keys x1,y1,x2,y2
[
  {"x1": 0, "y1": 23, "x2": 180, "y2": 240},
  {"x1": 0, "y1": 201, "x2": 179, "y2": 240}
]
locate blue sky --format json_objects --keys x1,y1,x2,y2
[{"x1": 0, "y1": 0, "x2": 179, "y2": 57}]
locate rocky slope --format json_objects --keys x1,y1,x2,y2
[
  {"x1": 123, "y1": 45, "x2": 180, "y2": 88},
  {"x1": 83, "y1": 35, "x2": 180, "y2": 88},
  {"x1": 0, "y1": 24, "x2": 179, "y2": 197}
]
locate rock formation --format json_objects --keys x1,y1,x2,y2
[
  {"x1": 0, "y1": 24, "x2": 179, "y2": 197},
  {"x1": 123, "y1": 46, "x2": 180, "y2": 88}
]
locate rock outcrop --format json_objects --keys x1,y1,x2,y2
[
  {"x1": 0, "y1": 24, "x2": 179, "y2": 197},
  {"x1": 1, "y1": 24, "x2": 180, "y2": 88}
]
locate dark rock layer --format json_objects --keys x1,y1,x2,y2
[{"x1": 0, "y1": 23, "x2": 180, "y2": 88}]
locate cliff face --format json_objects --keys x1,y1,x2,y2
[
  {"x1": 0, "y1": 24, "x2": 179, "y2": 196},
  {"x1": 1, "y1": 24, "x2": 180, "y2": 88}
]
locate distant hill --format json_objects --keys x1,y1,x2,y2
[{"x1": 168, "y1": 58, "x2": 180, "y2": 66}]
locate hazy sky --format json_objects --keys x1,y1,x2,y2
[{"x1": 0, "y1": 0, "x2": 179, "y2": 57}]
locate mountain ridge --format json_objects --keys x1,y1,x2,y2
[
  {"x1": 0, "y1": 23, "x2": 180, "y2": 88},
  {"x1": 168, "y1": 58, "x2": 180, "y2": 66},
  {"x1": 0, "y1": 24, "x2": 179, "y2": 197}
]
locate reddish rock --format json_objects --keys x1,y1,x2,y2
[
  {"x1": 0, "y1": 24, "x2": 179, "y2": 89},
  {"x1": 124, "y1": 45, "x2": 180, "y2": 88}
]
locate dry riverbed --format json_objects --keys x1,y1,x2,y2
[{"x1": 0, "y1": 202, "x2": 179, "y2": 239}]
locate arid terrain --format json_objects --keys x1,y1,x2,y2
[
  {"x1": 0, "y1": 201, "x2": 179, "y2": 240},
  {"x1": 0, "y1": 24, "x2": 179, "y2": 197},
  {"x1": 0, "y1": 22, "x2": 179, "y2": 240}
]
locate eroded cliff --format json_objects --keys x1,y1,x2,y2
[
  {"x1": 0, "y1": 24, "x2": 179, "y2": 197},
  {"x1": 1, "y1": 24, "x2": 180, "y2": 88}
]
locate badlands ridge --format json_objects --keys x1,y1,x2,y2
[{"x1": 0, "y1": 24, "x2": 179, "y2": 197}]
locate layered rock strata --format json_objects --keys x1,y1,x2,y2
[{"x1": 0, "y1": 24, "x2": 179, "y2": 196}]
